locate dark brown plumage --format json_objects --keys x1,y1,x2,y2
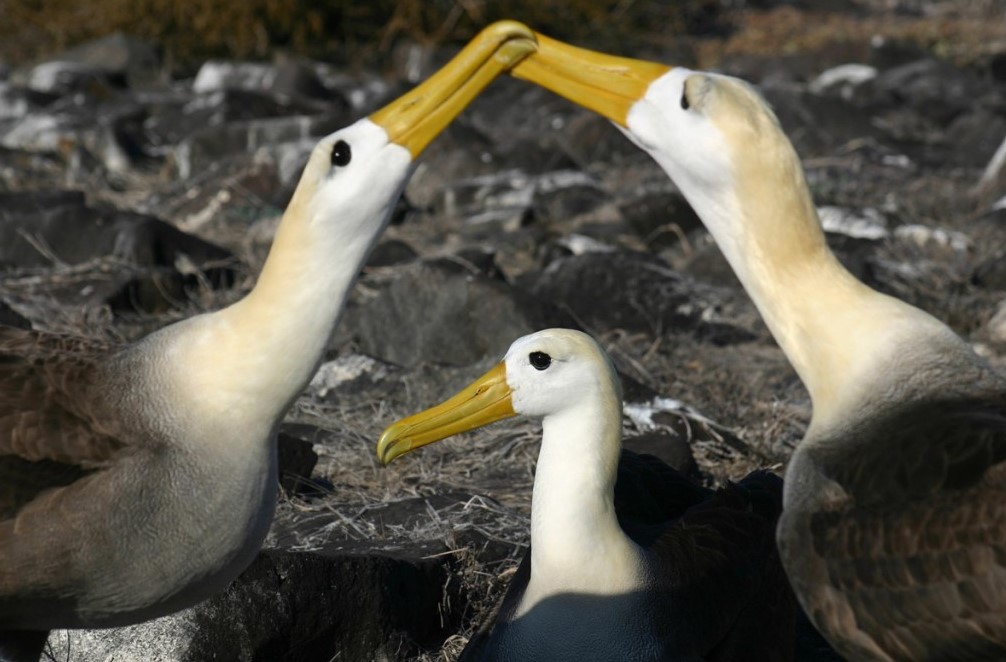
[
  {"x1": 781, "y1": 394, "x2": 1006, "y2": 660},
  {"x1": 461, "y1": 452, "x2": 795, "y2": 662}
]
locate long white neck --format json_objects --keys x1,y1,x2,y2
[
  {"x1": 164, "y1": 173, "x2": 397, "y2": 430},
  {"x1": 650, "y1": 130, "x2": 961, "y2": 430},
  {"x1": 524, "y1": 395, "x2": 644, "y2": 608}
]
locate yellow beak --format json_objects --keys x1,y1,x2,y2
[
  {"x1": 376, "y1": 362, "x2": 515, "y2": 465},
  {"x1": 369, "y1": 20, "x2": 536, "y2": 158},
  {"x1": 510, "y1": 31, "x2": 670, "y2": 128}
]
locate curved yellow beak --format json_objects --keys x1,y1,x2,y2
[
  {"x1": 370, "y1": 20, "x2": 536, "y2": 158},
  {"x1": 510, "y1": 31, "x2": 670, "y2": 127},
  {"x1": 377, "y1": 363, "x2": 515, "y2": 465}
]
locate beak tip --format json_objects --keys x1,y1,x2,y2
[
  {"x1": 483, "y1": 19, "x2": 536, "y2": 43},
  {"x1": 376, "y1": 429, "x2": 405, "y2": 466}
]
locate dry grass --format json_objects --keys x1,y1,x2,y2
[
  {"x1": 2, "y1": 0, "x2": 1001, "y2": 80},
  {"x1": 697, "y1": 1, "x2": 1006, "y2": 69},
  {"x1": 0, "y1": 0, "x2": 722, "y2": 72}
]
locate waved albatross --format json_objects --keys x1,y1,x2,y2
[
  {"x1": 0, "y1": 22, "x2": 536, "y2": 661},
  {"x1": 510, "y1": 33, "x2": 1006, "y2": 660},
  {"x1": 377, "y1": 328, "x2": 795, "y2": 661}
]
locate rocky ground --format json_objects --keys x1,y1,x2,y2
[{"x1": 2, "y1": 1, "x2": 1006, "y2": 660}]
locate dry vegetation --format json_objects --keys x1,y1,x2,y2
[
  {"x1": 0, "y1": 0, "x2": 721, "y2": 71},
  {"x1": 3, "y1": 0, "x2": 1003, "y2": 74},
  {"x1": 698, "y1": 1, "x2": 1006, "y2": 68}
]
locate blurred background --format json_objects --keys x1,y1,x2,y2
[{"x1": 1, "y1": 0, "x2": 1003, "y2": 76}]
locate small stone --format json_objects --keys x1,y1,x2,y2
[
  {"x1": 988, "y1": 299, "x2": 1006, "y2": 347},
  {"x1": 622, "y1": 432, "x2": 700, "y2": 480},
  {"x1": 366, "y1": 238, "x2": 419, "y2": 268},
  {"x1": 810, "y1": 63, "x2": 878, "y2": 101},
  {"x1": 526, "y1": 250, "x2": 740, "y2": 339}
]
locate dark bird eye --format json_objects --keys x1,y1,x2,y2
[
  {"x1": 680, "y1": 90, "x2": 690, "y2": 110},
  {"x1": 529, "y1": 351, "x2": 552, "y2": 371},
  {"x1": 331, "y1": 140, "x2": 352, "y2": 167}
]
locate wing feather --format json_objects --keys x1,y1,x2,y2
[
  {"x1": 799, "y1": 396, "x2": 1006, "y2": 659},
  {"x1": 0, "y1": 326, "x2": 126, "y2": 519}
]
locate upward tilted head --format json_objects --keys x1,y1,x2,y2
[
  {"x1": 376, "y1": 328, "x2": 621, "y2": 465},
  {"x1": 181, "y1": 20, "x2": 539, "y2": 425},
  {"x1": 510, "y1": 36, "x2": 824, "y2": 274},
  {"x1": 0, "y1": 22, "x2": 541, "y2": 645},
  {"x1": 275, "y1": 20, "x2": 538, "y2": 249},
  {"x1": 509, "y1": 34, "x2": 935, "y2": 420}
]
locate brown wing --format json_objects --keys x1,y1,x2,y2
[
  {"x1": 0, "y1": 326, "x2": 126, "y2": 519},
  {"x1": 800, "y1": 396, "x2": 1006, "y2": 660},
  {"x1": 815, "y1": 396, "x2": 1006, "y2": 504},
  {"x1": 640, "y1": 470, "x2": 795, "y2": 662}
]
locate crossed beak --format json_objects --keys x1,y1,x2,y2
[
  {"x1": 375, "y1": 27, "x2": 670, "y2": 464},
  {"x1": 369, "y1": 20, "x2": 536, "y2": 157}
]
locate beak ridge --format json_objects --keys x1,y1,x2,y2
[
  {"x1": 511, "y1": 31, "x2": 671, "y2": 127},
  {"x1": 377, "y1": 362, "x2": 515, "y2": 465}
]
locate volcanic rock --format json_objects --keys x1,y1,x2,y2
[
  {"x1": 525, "y1": 250, "x2": 746, "y2": 341},
  {"x1": 51, "y1": 539, "x2": 475, "y2": 661},
  {"x1": 193, "y1": 59, "x2": 339, "y2": 103},
  {"x1": 621, "y1": 432, "x2": 700, "y2": 481},
  {"x1": 277, "y1": 430, "x2": 320, "y2": 495},
  {"x1": 617, "y1": 183, "x2": 702, "y2": 250},
  {"x1": 872, "y1": 58, "x2": 986, "y2": 125},
  {"x1": 0, "y1": 300, "x2": 29, "y2": 329},
  {"x1": 346, "y1": 259, "x2": 566, "y2": 368},
  {"x1": 761, "y1": 84, "x2": 879, "y2": 156},
  {"x1": 37, "y1": 33, "x2": 164, "y2": 90},
  {"x1": 0, "y1": 190, "x2": 235, "y2": 312}
]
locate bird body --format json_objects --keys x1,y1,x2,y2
[
  {"x1": 378, "y1": 329, "x2": 794, "y2": 662},
  {"x1": 510, "y1": 35, "x2": 1006, "y2": 660},
  {"x1": 0, "y1": 21, "x2": 537, "y2": 652}
]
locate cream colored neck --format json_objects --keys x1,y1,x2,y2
[
  {"x1": 673, "y1": 148, "x2": 954, "y2": 427},
  {"x1": 525, "y1": 396, "x2": 643, "y2": 607},
  {"x1": 176, "y1": 196, "x2": 386, "y2": 427}
]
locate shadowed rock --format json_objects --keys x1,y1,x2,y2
[
  {"x1": 622, "y1": 432, "x2": 700, "y2": 481},
  {"x1": 48, "y1": 493, "x2": 511, "y2": 662},
  {"x1": 35, "y1": 33, "x2": 163, "y2": 91},
  {"x1": 617, "y1": 183, "x2": 702, "y2": 250},
  {"x1": 872, "y1": 58, "x2": 986, "y2": 125},
  {"x1": 0, "y1": 190, "x2": 236, "y2": 313},
  {"x1": 760, "y1": 85, "x2": 879, "y2": 157},
  {"x1": 277, "y1": 431, "x2": 320, "y2": 496},
  {"x1": 48, "y1": 546, "x2": 470, "y2": 661},
  {"x1": 0, "y1": 301, "x2": 29, "y2": 329},
  {"x1": 346, "y1": 259, "x2": 568, "y2": 368},
  {"x1": 525, "y1": 250, "x2": 751, "y2": 343}
]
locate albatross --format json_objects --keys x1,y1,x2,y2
[
  {"x1": 377, "y1": 328, "x2": 795, "y2": 661},
  {"x1": 0, "y1": 21, "x2": 536, "y2": 661},
  {"x1": 509, "y1": 33, "x2": 1006, "y2": 660}
]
